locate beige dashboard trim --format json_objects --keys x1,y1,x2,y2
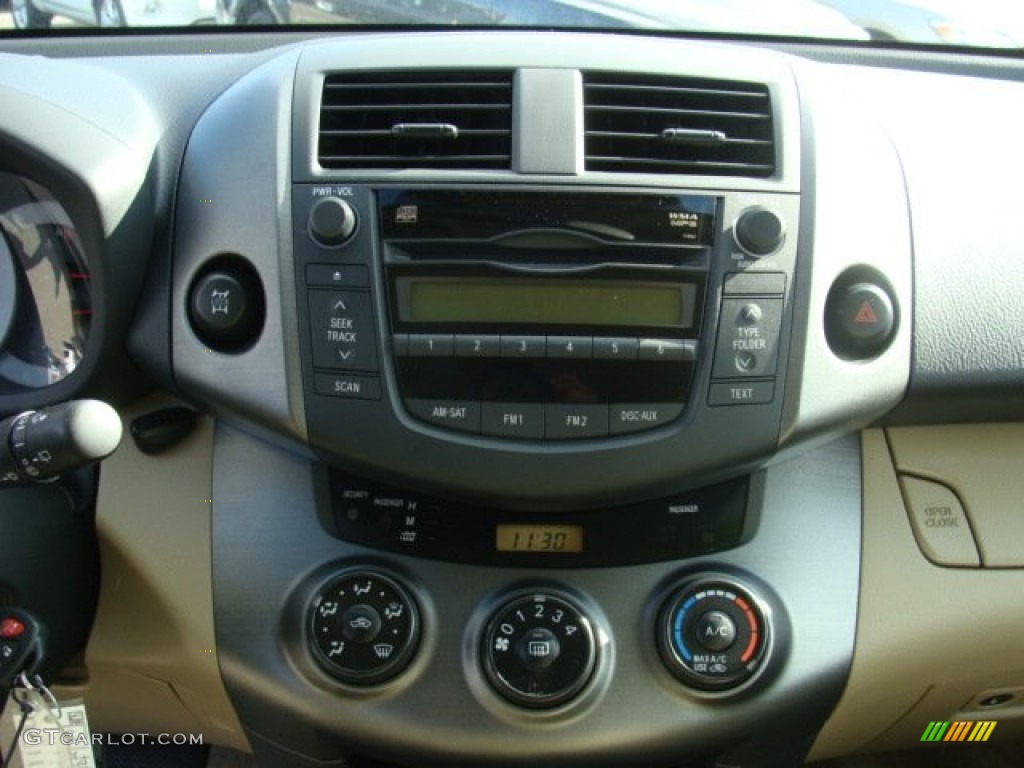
[
  {"x1": 810, "y1": 427, "x2": 1024, "y2": 759},
  {"x1": 54, "y1": 395, "x2": 248, "y2": 751}
]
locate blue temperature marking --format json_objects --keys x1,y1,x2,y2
[{"x1": 672, "y1": 600, "x2": 696, "y2": 662}]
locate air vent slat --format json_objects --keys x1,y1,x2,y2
[
  {"x1": 586, "y1": 84, "x2": 768, "y2": 100},
  {"x1": 584, "y1": 73, "x2": 776, "y2": 178},
  {"x1": 319, "y1": 72, "x2": 513, "y2": 171},
  {"x1": 324, "y1": 104, "x2": 512, "y2": 112},
  {"x1": 325, "y1": 81, "x2": 512, "y2": 91}
]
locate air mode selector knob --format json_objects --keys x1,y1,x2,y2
[
  {"x1": 309, "y1": 570, "x2": 419, "y2": 685},
  {"x1": 482, "y1": 592, "x2": 597, "y2": 709},
  {"x1": 308, "y1": 197, "x2": 358, "y2": 247},
  {"x1": 657, "y1": 576, "x2": 771, "y2": 692},
  {"x1": 734, "y1": 208, "x2": 785, "y2": 256}
]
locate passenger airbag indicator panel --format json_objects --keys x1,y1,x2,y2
[{"x1": 322, "y1": 471, "x2": 751, "y2": 567}]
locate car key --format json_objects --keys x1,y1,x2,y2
[{"x1": 0, "y1": 609, "x2": 45, "y2": 694}]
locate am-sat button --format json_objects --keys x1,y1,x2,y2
[{"x1": 406, "y1": 399, "x2": 481, "y2": 434}]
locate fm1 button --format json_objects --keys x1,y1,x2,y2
[{"x1": 826, "y1": 279, "x2": 897, "y2": 360}]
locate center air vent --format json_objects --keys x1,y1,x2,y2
[
  {"x1": 584, "y1": 74, "x2": 775, "y2": 177},
  {"x1": 318, "y1": 72, "x2": 513, "y2": 170}
]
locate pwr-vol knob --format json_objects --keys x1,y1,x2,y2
[
  {"x1": 308, "y1": 197, "x2": 358, "y2": 247},
  {"x1": 657, "y1": 576, "x2": 771, "y2": 692}
]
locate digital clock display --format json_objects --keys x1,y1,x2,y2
[{"x1": 495, "y1": 525, "x2": 583, "y2": 554}]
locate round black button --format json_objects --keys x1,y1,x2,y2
[
  {"x1": 483, "y1": 593, "x2": 596, "y2": 709},
  {"x1": 735, "y1": 208, "x2": 785, "y2": 256},
  {"x1": 191, "y1": 272, "x2": 247, "y2": 331},
  {"x1": 187, "y1": 260, "x2": 265, "y2": 353},
  {"x1": 309, "y1": 198, "x2": 357, "y2": 247},
  {"x1": 341, "y1": 604, "x2": 382, "y2": 644},
  {"x1": 826, "y1": 280, "x2": 897, "y2": 360},
  {"x1": 516, "y1": 627, "x2": 561, "y2": 672},
  {"x1": 693, "y1": 611, "x2": 737, "y2": 652}
]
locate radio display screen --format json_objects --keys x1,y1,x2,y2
[{"x1": 400, "y1": 279, "x2": 695, "y2": 328}]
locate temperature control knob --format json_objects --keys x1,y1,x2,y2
[
  {"x1": 658, "y1": 576, "x2": 770, "y2": 692},
  {"x1": 482, "y1": 592, "x2": 597, "y2": 708},
  {"x1": 309, "y1": 570, "x2": 419, "y2": 685},
  {"x1": 734, "y1": 208, "x2": 785, "y2": 256},
  {"x1": 308, "y1": 197, "x2": 357, "y2": 247}
]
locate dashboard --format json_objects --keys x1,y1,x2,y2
[{"x1": 0, "y1": 25, "x2": 1023, "y2": 768}]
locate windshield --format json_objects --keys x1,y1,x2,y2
[{"x1": 2, "y1": 0, "x2": 1024, "y2": 49}]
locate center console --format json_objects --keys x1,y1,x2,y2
[
  {"x1": 161, "y1": 30, "x2": 913, "y2": 768},
  {"x1": 294, "y1": 183, "x2": 800, "y2": 506}
]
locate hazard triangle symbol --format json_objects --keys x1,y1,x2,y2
[{"x1": 854, "y1": 301, "x2": 878, "y2": 324}]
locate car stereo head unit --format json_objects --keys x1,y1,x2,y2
[
  {"x1": 380, "y1": 190, "x2": 715, "y2": 440},
  {"x1": 293, "y1": 182, "x2": 796, "y2": 503}
]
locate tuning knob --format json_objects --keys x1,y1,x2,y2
[
  {"x1": 734, "y1": 208, "x2": 785, "y2": 256},
  {"x1": 308, "y1": 197, "x2": 358, "y2": 247}
]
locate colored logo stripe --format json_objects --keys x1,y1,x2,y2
[
  {"x1": 921, "y1": 721, "x2": 949, "y2": 742},
  {"x1": 945, "y1": 721, "x2": 972, "y2": 741},
  {"x1": 920, "y1": 721, "x2": 997, "y2": 743},
  {"x1": 969, "y1": 721, "x2": 997, "y2": 742}
]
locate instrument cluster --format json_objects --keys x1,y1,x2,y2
[{"x1": 0, "y1": 173, "x2": 92, "y2": 394}]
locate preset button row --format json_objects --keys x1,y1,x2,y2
[
  {"x1": 394, "y1": 334, "x2": 696, "y2": 362},
  {"x1": 405, "y1": 400, "x2": 684, "y2": 439}
]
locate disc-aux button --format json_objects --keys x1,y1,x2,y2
[{"x1": 309, "y1": 290, "x2": 379, "y2": 372}]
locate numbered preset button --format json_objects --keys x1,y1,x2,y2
[
  {"x1": 593, "y1": 337, "x2": 639, "y2": 360},
  {"x1": 546, "y1": 336, "x2": 593, "y2": 359}
]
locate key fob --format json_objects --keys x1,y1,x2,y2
[{"x1": 0, "y1": 608, "x2": 45, "y2": 691}]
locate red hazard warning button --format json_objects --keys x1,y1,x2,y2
[
  {"x1": 854, "y1": 300, "x2": 879, "y2": 325},
  {"x1": 826, "y1": 279, "x2": 897, "y2": 360}
]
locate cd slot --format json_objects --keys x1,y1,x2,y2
[{"x1": 385, "y1": 241, "x2": 704, "y2": 266}]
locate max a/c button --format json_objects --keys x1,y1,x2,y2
[{"x1": 708, "y1": 381, "x2": 775, "y2": 407}]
